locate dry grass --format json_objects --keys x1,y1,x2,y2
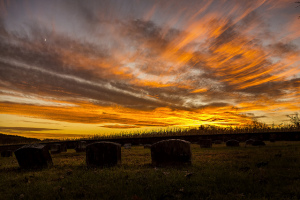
[{"x1": 0, "y1": 141, "x2": 300, "y2": 199}]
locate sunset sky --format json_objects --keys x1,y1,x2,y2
[{"x1": 0, "y1": 0, "x2": 299, "y2": 139}]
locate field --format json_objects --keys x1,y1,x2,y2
[{"x1": 1, "y1": 141, "x2": 300, "y2": 200}]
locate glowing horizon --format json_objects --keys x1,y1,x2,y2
[{"x1": 0, "y1": 0, "x2": 299, "y2": 139}]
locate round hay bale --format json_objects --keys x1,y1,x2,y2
[
  {"x1": 245, "y1": 139, "x2": 255, "y2": 146},
  {"x1": 151, "y1": 139, "x2": 191, "y2": 166},
  {"x1": 123, "y1": 143, "x2": 131, "y2": 149},
  {"x1": 270, "y1": 134, "x2": 276, "y2": 142},
  {"x1": 226, "y1": 140, "x2": 240, "y2": 147},
  {"x1": 1, "y1": 150, "x2": 13, "y2": 157},
  {"x1": 213, "y1": 140, "x2": 222, "y2": 144},
  {"x1": 86, "y1": 142, "x2": 121, "y2": 167},
  {"x1": 270, "y1": 138, "x2": 276, "y2": 142},
  {"x1": 252, "y1": 140, "x2": 266, "y2": 146},
  {"x1": 14, "y1": 144, "x2": 53, "y2": 169},
  {"x1": 50, "y1": 144, "x2": 62, "y2": 154},
  {"x1": 75, "y1": 141, "x2": 86, "y2": 152},
  {"x1": 60, "y1": 143, "x2": 67, "y2": 152},
  {"x1": 199, "y1": 139, "x2": 212, "y2": 148}
]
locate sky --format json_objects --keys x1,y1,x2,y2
[{"x1": 0, "y1": 0, "x2": 299, "y2": 139}]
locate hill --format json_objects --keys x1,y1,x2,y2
[{"x1": 0, "y1": 133, "x2": 41, "y2": 145}]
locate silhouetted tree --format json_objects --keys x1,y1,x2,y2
[{"x1": 287, "y1": 113, "x2": 300, "y2": 128}]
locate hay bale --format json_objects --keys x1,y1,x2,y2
[
  {"x1": 86, "y1": 142, "x2": 121, "y2": 167},
  {"x1": 60, "y1": 143, "x2": 67, "y2": 152},
  {"x1": 151, "y1": 139, "x2": 191, "y2": 166},
  {"x1": 14, "y1": 144, "x2": 53, "y2": 169},
  {"x1": 213, "y1": 140, "x2": 222, "y2": 144},
  {"x1": 75, "y1": 141, "x2": 86, "y2": 152},
  {"x1": 270, "y1": 134, "x2": 276, "y2": 142},
  {"x1": 199, "y1": 139, "x2": 212, "y2": 148},
  {"x1": 245, "y1": 139, "x2": 255, "y2": 146},
  {"x1": 270, "y1": 138, "x2": 275, "y2": 142},
  {"x1": 226, "y1": 140, "x2": 240, "y2": 147},
  {"x1": 50, "y1": 144, "x2": 62, "y2": 154},
  {"x1": 252, "y1": 140, "x2": 266, "y2": 146},
  {"x1": 124, "y1": 143, "x2": 131, "y2": 149},
  {"x1": 1, "y1": 150, "x2": 13, "y2": 157}
]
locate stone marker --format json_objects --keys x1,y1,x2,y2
[
  {"x1": 252, "y1": 140, "x2": 266, "y2": 146},
  {"x1": 1, "y1": 150, "x2": 13, "y2": 157},
  {"x1": 60, "y1": 143, "x2": 67, "y2": 152},
  {"x1": 86, "y1": 142, "x2": 121, "y2": 167},
  {"x1": 226, "y1": 139, "x2": 240, "y2": 147},
  {"x1": 50, "y1": 144, "x2": 62, "y2": 154},
  {"x1": 75, "y1": 141, "x2": 86, "y2": 152},
  {"x1": 270, "y1": 134, "x2": 276, "y2": 142},
  {"x1": 151, "y1": 139, "x2": 191, "y2": 166},
  {"x1": 270, "y1": 138, "x2": 276, "y2": 142},
  {"x1": 144, "y1": 144, "x2": 151, "y2": 149},
  {"x1": 199, "y1": 139, "x2": 212, "y2": 148},
  {"x1": 213, "y1": 140, "x2": 222, "y2": 144},
  {"x1": 245, "y1": 139, "x2": 255, "y2": 146},
  {"x1": 124, "y1": 143, "x2": 131, "y2": 149},
  {"x1": 14, "y1": 144, "x2": 53, "y2": 169}
]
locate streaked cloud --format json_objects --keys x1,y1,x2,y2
[
  {"x1": 0, "y1": 126, "x2": 61, "y2": 131},
  {"x1": 0, "y1": 0, "x2": 299, "y2": 138}
]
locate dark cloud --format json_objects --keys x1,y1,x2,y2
[
  {"x1": 237, "y1": 78, "x2": 300, "y2": 98},
  {"x1": 100, "y1": 125, "x2": 141, "y2": 129},
  {"x1": 0, "y1": 59, "x2": 169, "y2": 110},
  {"x1": 1, "y1": 15, "x2": 298, "y2": 112},
  {"x1": 0, "y1": 126, "x2": 61, "y2": 131},
  {"x1": 0, "y1": 22, "x2": 173, "y2": 110},
  {"x1": 269, "y1": 42, "x2": 299, "y2": 56},
  {"x1": 19, "y1": 120, "x2": 61, "y2": 125}
]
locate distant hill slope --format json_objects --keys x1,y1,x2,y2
[{"x1": 0, "y1": 133, "x2": 41, "y2": 145}]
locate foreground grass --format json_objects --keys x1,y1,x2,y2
[{"x1": 0, "y1": 141, "x2": 300, "y2": 200}]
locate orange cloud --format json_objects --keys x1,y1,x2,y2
[{"x1": 0, "y1": 0, "x2": 299, "y2": 139}]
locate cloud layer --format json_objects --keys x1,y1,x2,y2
[{"x1": 0, "y1": 0, "x2": 299, "y2": 138}]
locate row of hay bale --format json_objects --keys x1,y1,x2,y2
[
  {"x1": 50, "y1": 141, "x2": 86, "y2": 154},
  {"x1": 0, "y1": 141, "x2": 81, "y2": 158},
  {"x1": 198, "y1": 139, "x2": 266, "y2": 148},
  {"x1": 50, "y1": 143, "x2": 68, "y2": 154},
  {"x1": 11, "y1": 139, "x2": 191, "y2": 169},
  {"x1": 3, "y1": 138, "x2": 266, "y2": 169}
]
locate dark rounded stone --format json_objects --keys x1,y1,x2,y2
[
  {"x1": 1, "y1": 150, "x2": 13, "y2": 157},
  {"x1": 270, "y1": 138, "x2": 276, "y2": 142},
  {"x1": 75, "y1": 141, "x2": 86, "y2": 152},
  {"x1": 245, "y1": 139, "x2": 255, "y2": 145},
  {"x1": 14, "y1": 144, "x2": 53, "y2": 169},
  {"x1": 86, "y1": 142, "x2": 121, "y2": 167},
  {"x1": 123, "y1": 143, "x2": 131, "y2": 149},
  {"x1": 60, "y1": 143, "x2": 67, "y2": 152},
  {"x1": 226, "y1": 140, "x2": 240, "y2": 147},
  {"x1": 213, "y1": 140, "x2": 222, "y2": 144},
  {"x1": 270, "y1": 134, "x2": 276, "y2": 142},
  {"x1": 151, "y1": 139, "x2": 191, "y2": 166},
  {"x1": 252, "y1": 140, "x2": 266, "y2": 146},
  {"x1": 199, "y1": 139, "x2": 212, "y2": 148},
  {"x1": 50, "y1": 144, "x2": 62, "y2": 154}
]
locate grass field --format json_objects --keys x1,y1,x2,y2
[{"x1": 0, "y1": 141, "x2": 300, "y2": 200}]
